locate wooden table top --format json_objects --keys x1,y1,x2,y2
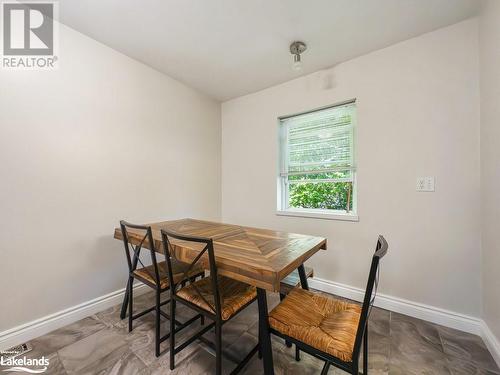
[{"x1": 113, "y1": 218, "x2": 326, "y2": 292}]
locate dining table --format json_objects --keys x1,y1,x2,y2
[{"x1": 113, "y1": 218, "x2": 327, "y2": 375}]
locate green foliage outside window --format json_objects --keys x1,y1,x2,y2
[{"x1": 288, "y1": 172, "x2": 353, "y2": 211}]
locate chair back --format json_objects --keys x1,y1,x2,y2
[
  {"x1": 120, "y1": 220, "x2": 162, "y2": 287},
  {"x1": 161, "y1": 230, "x2": 222, "y2": 318},
  {"x1": 352, "y1": 235, "x2": 388, "y2": 361}
]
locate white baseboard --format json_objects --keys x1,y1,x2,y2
[
  {"x1": 309, "y1": 277, "x2": 482, "y2": 334},
  {"x1": 309, "y1": 277, "x2": 500, "y2": 367},
  {"x1": 481, "y1": 320, "x2": 500, "y2": 368},
  {"x1": 0, "y1": 283, "x2": 148, "y2": 352}
]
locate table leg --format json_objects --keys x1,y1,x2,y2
[
  {"x1": 297, "y1": 264, "x2": 309, "y2": 290},
  {"x1": 257, "y1": 288, "x2": 274, "y2": 375}
]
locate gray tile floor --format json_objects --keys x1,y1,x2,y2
[{"x1": 2, "y1": 290, "x2": 498, "y2": 375}]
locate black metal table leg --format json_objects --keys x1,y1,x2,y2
[
  {"x1": 257, "y1": 288, "x2": 274, "y2": 375},
  {"x1": 297, "y1": 264, "x2": 309, "y2": 290}
]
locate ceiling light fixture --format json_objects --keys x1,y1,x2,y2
[{"x1": 290, "y1": 41, "x2": 307, "y2": 71}]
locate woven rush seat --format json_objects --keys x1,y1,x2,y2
[
  {"x1": 269, "y1": 287, "x2": 361, "y2": 362},
  {"x1": 177, "y1": 275, "x2": 257, "y2": 320},
  {"x1": 133, "y1": 260, "x2": 203, "y2": 290}
]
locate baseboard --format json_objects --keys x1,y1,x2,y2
[
  {"x1": 0, "y1": 283, "x2": 149, "y2": 352},
  {"x1": 309, "y1": 277, "x2": 500, "y2": 364},
  {"x1": 481, "y1": 320, "x2": 500, "y2": 368},
  {"x1": 309, "y1": 277, "x2": 482, "y2": 335}
]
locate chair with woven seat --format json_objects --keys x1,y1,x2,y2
[
  {"x1": 268, "y1": 235, "x2": 388, "y2": 375},
  {"x1": 161, "y1": 229, "x2": 259, "y2": 375},
  {"x1": 119, "y1": 221, "x2": 205, "y2": 357},
  {"x1": 279, "y1": 266, "x2": 314, "y2": 356}
]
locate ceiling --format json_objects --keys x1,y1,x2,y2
[{"x1": 58, "y1": 0, "x2": 480, "y2": 101}]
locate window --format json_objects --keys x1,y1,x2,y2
[{"x1": 277, "y1": 101, "x2": 357, "y2": 220}]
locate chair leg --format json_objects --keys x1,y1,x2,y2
[
  {"x1": 279, "y1": 293, "x2": 292, "y2": 348},
  {"x1": 169, "y1": 298, "x2": 176, "y2": 370},
  {"x1": 321, "y1": 362, "x2": 330, "y2": 375},
  {"x1": 215, "y1": 321, "x2": 222, "y2": 375},
  {"x1": 120, "y1": 277, "x2": 131, "y2": 319},
  {"x1": 363, "y1": 325, "x2": 368, "y2": 375},
  {"x1": 128, "y1": 277, "x2": 133, "y2": 332},
  {"x1": 155, "y1": 289, "x2": 161, "y2": 357},
  {"x1": 257, "y1": 322, "x2": 262, "y2": 359},
  {"x1": 352, "y1": 362, "x2": 359, "y2": 375},
  {"x1": 295, "y1": 345, "x2": 300, "y2": 361}
]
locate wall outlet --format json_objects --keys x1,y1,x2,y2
[{"x1": 416, "y1": 177, "x2": 435, "y2": 192}]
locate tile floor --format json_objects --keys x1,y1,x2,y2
[{"x1": 1, "y1": 290, "x2": 498, "y2": 375}]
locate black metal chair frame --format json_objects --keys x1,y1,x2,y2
[
  {"x1": 161, "y1": 229, "x2": 259, "y2": 375},
  {"x1": 269, "y1": 235, "x2": 388, "y2": 375},
  {"x1": 120, "y1": 221, "x2": 204, "y2": 357}
]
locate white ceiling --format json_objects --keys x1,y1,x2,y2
[{"x1": 58, "y1": 0, "x2": 479, "y2": 101}]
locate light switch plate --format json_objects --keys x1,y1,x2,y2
[{"x1": 417, "y1": 177, "x2": 435, "y2": 192}]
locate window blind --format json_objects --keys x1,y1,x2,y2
[{"x1": 280, "y1": 102, "x2": 356, "y2": 179}]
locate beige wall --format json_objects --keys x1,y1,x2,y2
[
  {"x1": 221, "y1": 19, "x2": 481, "y2": 316},
  {"x1": 0, "y1": 25, "x2": 221, "y2": 331},
  {"x1": 479, "y1": 0, "x2": 500, "y2": 342},
  {"x1": 1, "y1": 10, "x2": 494, "y2": 341}
]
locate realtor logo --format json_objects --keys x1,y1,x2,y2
[
  {"x1": 1, "y1": 1, "x2": 58, "y2": 69},
  {"x1": 0, "y1": 354, "x2": 49, "y2": 373}
]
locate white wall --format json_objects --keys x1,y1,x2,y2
[
  {"x1": 221, "y1": 19, "x2": 481, "y2": 317},
  {"x1": 479, "y1": 0, "x2": 500, "y2": 342},
  {"x1": 1, "y1": 10, "x2": 492, "y2": 343},
  {"x1": 0, "y1": 24, "x2": 221, "y2": 331}
]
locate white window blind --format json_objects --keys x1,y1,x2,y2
[
  {"x1": 277, "y1": 101, "x2": 357, "y2": 218},
  {"x1": 280, "y1": 101, "x2": 356, "y2": 180}
]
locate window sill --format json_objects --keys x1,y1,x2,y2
[{"x1": 276, "y1": 209, "x2": 359, "y2": 222}]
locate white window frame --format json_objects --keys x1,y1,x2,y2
[{"x1": 276, "y1": 100, "x2": 358, "y2": 221}]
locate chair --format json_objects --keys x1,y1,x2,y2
[
  {"x1": 119, "y1": 221, "x2": 205, "y2": 357},
  {"x1": 268, "y1": 235, "x2": 388, "y2": 375},
  {"x1": 279, "y1": 266, "x2": 314, "y2": 356},
  {"x1": 161, "y1": 229, "x2": 259, "y2": 375}
]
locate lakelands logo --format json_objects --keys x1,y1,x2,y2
[
  {"x1": 0, "y1": 354, "x2": 49, "y2": 373},
  {"x1": 1, "y1": 1, "x2": 58, "y2": 69}
]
